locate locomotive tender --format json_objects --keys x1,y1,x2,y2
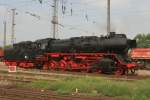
[{"x1": 4, "y1": 32, "x2": 137, "y2": 75}]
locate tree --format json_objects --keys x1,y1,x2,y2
[{"x1": 134, "y1": 33, "x2": 150, "y2": 48}]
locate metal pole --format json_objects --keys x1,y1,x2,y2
[
  {"x1": 107, "y1": 0, "x2": 111, "y2": 35},
  {"x1": 3, "y1": 21, "x2": 6, "y2": 49},
  {"x1": 11, "y1": 8, "x2": 16, "y2": 46},
  {"x1": 52, "y1": 0, "x2": 58, "y2": 39}
]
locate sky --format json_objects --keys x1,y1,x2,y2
[{"x1": 0, "y1": 0, "x2": 150, "y2": 46}]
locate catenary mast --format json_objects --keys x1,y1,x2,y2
[
  {"x1": 11, "y1": 9, "x2": 16, "y2": 46},
  {"x1": 107, "y1": 0, "x2": 111, "y2": 35},
  {"x1": 51, "y1": 0, "x2": 58, "y2": 39}
]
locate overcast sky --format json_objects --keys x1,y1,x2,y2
[{"x1": 0, "y1": 0, "x2": 150, "y2": 46}]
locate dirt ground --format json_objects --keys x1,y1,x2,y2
[
  {"x1": 0, "y1": 62, "x2": 128, "y2": 100},
  {"x1": 138, "y1": 70, "x2": 150, "y2": 76},
  {"x1": 0, "y1": 80, "x2": 127, "y2": 100},
  {"x1": 0, "y1": 62, "x2": 150, "y2": 100}
]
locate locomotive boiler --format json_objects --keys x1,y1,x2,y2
[{"x1": 47, "y1": 32, "x2": 136, "y2": 53}]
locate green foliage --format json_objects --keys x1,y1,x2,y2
[
  {"x1": 134, "y1": 33, "x2": 150, "y2": 48},
  {"x1": 19, "y1": 76, "x2": 150, "y2": 100}
]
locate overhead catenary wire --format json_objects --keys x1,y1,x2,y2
[
  {"x1": 25, "y1": 11, "x2": 40, "y2": 20},
  {"x1": 0, "y1": 0, "x2": 150, "y2": 41},
  {"x1": 1, "y1": 0, "x2": 150, "y2": 15},
  {"x1": 2, "y1": 0, "x2": 150, "y2": 22}
]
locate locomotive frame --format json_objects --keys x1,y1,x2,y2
[{"x1": 4, "y1": 52, "x2": 137, "y2": 75}]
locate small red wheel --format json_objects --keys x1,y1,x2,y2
[
  {"x1": 4, "y1": 61, "x2": 9, "y2": 66},
  {"x1": 49, "y1": 60, "x2": 57, "y2": 70},
  {"x1": 68, "y1": 61, "x2": 78, "y2": 70},
  {"x1": 115, "y1": 68, "x2": 124, "y2": 75},
  {"x1": 22, "y1": 62, "x2": 27, "y2": 68},
  {"x1": 59, "y1": 60, "x2": 67, "y2": 71},
  {"x1": 12, "y1": 62, "x2": 17, "y2": 66},
  {"x1": 43, "y1": 63, "x2": 49, "y2": 70},
  {"x1": 19, "y1": 62, "x2": 26, "y2": 68},
  {"x1": 80, "y1": 64, "x2": 91, "y2": 73},
  {"x1": 25, "y1": 63, "x2": 34, "y2": 68}
]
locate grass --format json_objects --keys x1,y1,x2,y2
[{"x1": 17, "y1": 76, "x2": 150, "y2": 100}]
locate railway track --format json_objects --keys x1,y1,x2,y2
[
  {"x1": 0, "y1": 87, "x2": 102, "y2": 100},
  {"x1": 0, "y1": 67, "x2": 148, "y2": 82},
  {"x1": 0, "y1": 63, "x2": 149, "y2": 81}
]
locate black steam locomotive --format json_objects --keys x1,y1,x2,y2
[
  {"x1": 4, "y1": 32, "x2": 136, "y2": 60},
  {"x1": 4, "y1": 32, "x2": 137, "y2": 75}
]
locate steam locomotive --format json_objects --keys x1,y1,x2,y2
[{"x1": 4, "y1": 32, "x2": 137, "y2": 75}]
